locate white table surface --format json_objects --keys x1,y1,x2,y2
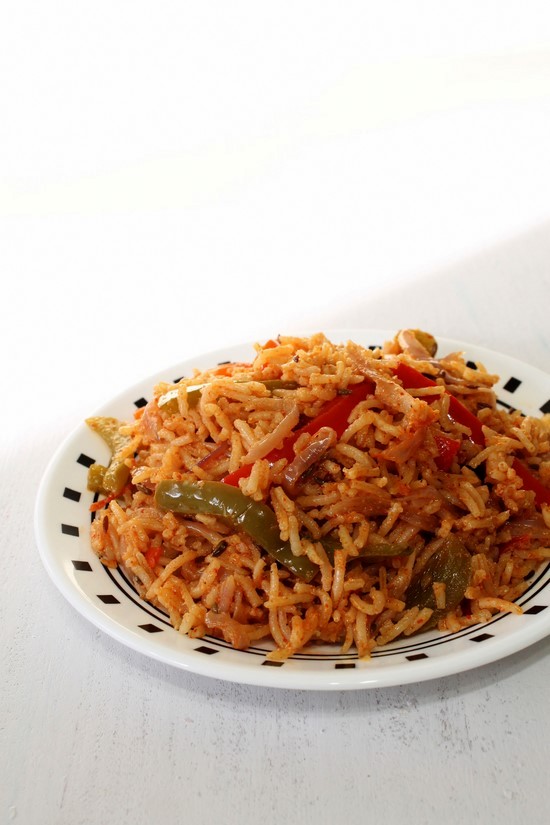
[{"x1": 2, "y1": 3, "x2": 550, "y2": 824}]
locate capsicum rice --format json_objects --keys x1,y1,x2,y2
[{"x1": 87, "y1": 331, "x2": 550, "y2": 659}]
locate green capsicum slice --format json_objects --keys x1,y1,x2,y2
[
  {"x1": 155, "y1": 480, "x2": 318, "y2": 582},
  {"x1": 85, "y1": 416, "x2": 131, "y2": 495},
  {"x1": 405, "y1": 535, "x2": 472, "y2": 631},
  {"x1": 320, "y1": 536, "x2": 413, "y2": 566},
  {"x1": 158, "y1": 385, "x2": 203, "y2": 412}
]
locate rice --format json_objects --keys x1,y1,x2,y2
[{"x1": 88, "y1": 330, "x2": 550, "y2": 660}]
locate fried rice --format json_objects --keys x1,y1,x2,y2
[{"x1": 87, "y1": 330, "x2": 550, "y2": 660}]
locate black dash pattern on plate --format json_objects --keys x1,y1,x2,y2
[
  {"x1": 335, "y1": 662, "x2": 356, "y2": 669},
  {"x1": 503, "y1": 376, "x2": 521, "y2": 393},
  {"x1": 134, "y1": 397, "x2": 148, "y2": 409},
  {"x1": 63, "y1": 487, "x2": 81, "y2": 502},
  {"x1": 139, "y1": 623, "x2": 163, "y2": 634},
  {"x1": 262, "y1": 659, "x2": 284, "y2": 667},
  {"x1": 540, "y1": 399, "x2": 550, "y2": 415},
  {"x1": 97, "y1": 594, "x2": 120, "y2": 605},
  {"x1": 524, "y1": 605, "x2": 547, "y2": 615},
  {"x1": 72, "y1": 560, "x2": 93, "y2": 571},
  {"x1": 406, "y1": 653, "x2": 428, "y2": 661},
  {"x1": 194, "y1": 645, "x2": 218, "y2": 655},
  {"x1": 471, "y1": 633, "x2": 494, "y2": 643},
  {"x1": 61, "y1": 523, "x2": 79, "y2": 537},
  {"x1": 77, "y1": 453, "x2": 95, "y2": 468}
]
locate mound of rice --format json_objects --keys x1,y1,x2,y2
[{"x1": 88, "y1": 330, "x2": 550, "y2": 660}]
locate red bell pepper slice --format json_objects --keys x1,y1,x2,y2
[
  {"x1": 144, "y1": 546, "x2": 162, "y2": 569},
  {"x1": 433, "y1": 432, "x2": 461, "y2": 471},
  {"x1": 395, "y1": 362, "x2": 485, "y2": 445},
  {"x1": 512, "y1": 458, "x2": 550, "y2": 507},
  {"x1": 222, "y1": 380, "x2": 374, "y2": 486},
  {"x1": 395, "y1": 361, "x2": 550, "y2": 505}
]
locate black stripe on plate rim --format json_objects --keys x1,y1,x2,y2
[
  {"x1": 99, "y1": 557, "x2": 550, "y2": 659},
  {"x1": 96, "y1": 537, "x2": 550, "y2": 660},
  {"x1": 503, "y1": 377, "x2": 521, "y2": 393},
  {"x1": 103, "y1": 566, "x2": 173, "y2": 628},
  {"x1": 77, "y1": 453, "x2": 95, "y2": 468}
]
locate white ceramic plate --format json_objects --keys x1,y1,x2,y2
[{"x1": 35, "y1": 330, "x2": 550, "y2": 690}]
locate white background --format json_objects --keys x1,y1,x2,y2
[{"x1": 2, "y1": 2, "x2": 550, "y2": 824}]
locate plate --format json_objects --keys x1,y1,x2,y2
[{"x1": 35, "y1": 330, "x2": 550, "y2": 689}]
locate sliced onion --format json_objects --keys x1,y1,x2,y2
[
  {"x1": 397, "y1": 329, "x2": 437, "y2": 359},
  {"x1": 282, "y1": 426, "x2": 337, "y2": 492},
  {"x1": 179, "y1": 519, "x2": 224, "y2": 545},
  {"x1": 196, "y1": 442, "x2": 230, "y2": 470},
  {"x1": 376, "y1": 427, "x2": 426, "y2": 464}
]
